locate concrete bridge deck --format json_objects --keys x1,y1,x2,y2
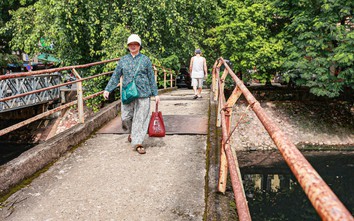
[{"x1": 0, "y1": 89, "x2": 211, "y2": 220}]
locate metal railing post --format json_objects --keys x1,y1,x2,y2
[
  {"x1": 218, "y1": 108, "x2": 230, "y2": 194},
  {"x1": 218, "y1": 83, "x2": 252, "y2": 220},
  {"x1": 214, "y1": 62, "x2": 222, "y2": 102},
  {"x1": 217, "y1": 71, "x2": 228, "y2": 193},
  {"x1": 153, "y1": 65, "x2": 158, "y2": 83},
  {"x1": 175, "y1": 70, "x2": 177, "y2": 87},
  {"x1": 72, "y1": 68, "x2": 84, "y2": 123},
  {"x1": 212, "y1": 61, "x2": 218, "y2": 101},
  {"x1": 163, "y1": 68, "x2": 167, "y2": 89},
  {"x1": 120, "y1": 76, "x2": 123, "y2": 98},
  {"x1": 170, "y1": 69, "x2": 173, "y2": 88},
  {"x1": 216, "y1": 91, "x2": 222, "y2": 127}
]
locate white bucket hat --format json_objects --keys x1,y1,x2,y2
[{"x1": 127, "y1": 34, "x2": 141, "y2": 45}]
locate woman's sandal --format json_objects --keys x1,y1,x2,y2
[
  {"x1": 136, "y1": 145, "x2": 146, "y2": 154},
  {"x1": 128, "y1": 135, "x2": 132, "y2": 143}
]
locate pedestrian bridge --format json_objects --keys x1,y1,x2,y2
[{"x1": 0, "y1": 58, "x2": 352, "y2": 220}]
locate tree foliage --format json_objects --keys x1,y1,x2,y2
[
  {"x1": 0, "y1": 0, "x2": 38, "y2": 51},
  {"x1": 277, "y1": 0, "x2": 354, "y2": 97},
  {"x1": 206, "y1": 0, "x2": 287, "y2": 83},
  {"x1": 1, "y1": 0, "x2": 353, "y2": 98},
  {"x1": 2, "y1": 0, "x2": 217, "y2": 69},
  {"x1": 207, "y1": 0, "x2": 353, "y2": 97},
  {"x1": 0, "y1": 0, "x2": 37, "y2": 68}
]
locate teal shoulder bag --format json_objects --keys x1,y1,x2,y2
[{"x1": 121, "y1": 56, "x2": 142, "y2": 104}]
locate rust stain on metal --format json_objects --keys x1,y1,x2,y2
[
  {"x1": 219, "y1": 92, "x2": 252, "y2": 221},
  {"x1": 0, "y1": 58, "x2": 121, "y2": 80},
  {"x1": 225, "y1": 143, "x2": 252, "y2": 221}
]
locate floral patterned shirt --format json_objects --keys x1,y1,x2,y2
[{"x1": 105, "y1": 53, "x2": 158, "y2": 97}]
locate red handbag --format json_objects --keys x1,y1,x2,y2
[{"x1": 148, "y1": 103, "x2": 166, "y2": 137}]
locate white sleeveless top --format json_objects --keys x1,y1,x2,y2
[{"x1": 191, "y1": 56, "x2": 205, "y2": 78}]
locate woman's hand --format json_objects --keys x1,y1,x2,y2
[
  {"x1": 155, "y1": 95, "x2": 160, "y2": 104},
  {"x1": 103, "y1": 91, "x2": 110, "y2": 100}
]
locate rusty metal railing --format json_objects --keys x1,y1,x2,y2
[
  {"x1": 0, "y1": 58, "x2": 177, "y2": 137},
  {"x1": 213, "y1": 57, "x2": 353, "y2": 221}
]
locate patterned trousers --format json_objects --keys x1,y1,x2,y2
[{"x1": 121, "y1": 97, "x2": 151, "y2": 146}]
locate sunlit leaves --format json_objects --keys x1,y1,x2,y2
[
  {"x1": 207, "y1": 0, "x2": 286, "y2": 83},
  {"x1": 207, "y1": 0, "x2": 353, "y2": 97},
  {"x1": 281, "y1": 0, "x2": 354, "y2": 97},
  {"x1": 3, "y1": 0, "x2": 217, "y2": 70}
]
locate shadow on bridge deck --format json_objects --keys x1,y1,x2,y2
[
  {"x1": 97, "y1": 92, "x2": 209, "y2": 135},
  {"x1": 0, "y1": 88, "x2": 213, "y2": 220}
]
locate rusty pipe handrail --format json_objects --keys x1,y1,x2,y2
[
  {"x1": 0, "y1": 58, "x2": 121, "y2": 80},
  {"x1": 0, "y1": 91, "x2": 103, "y2": 137},
  {"x1": 215, "y1": 57, "x2": 353, "y2": 220},
  {"x1": 218, "y1": 78, "x2": 252, "y2": 221},
  {"x1": 0, "y1": 71, "x2": 113, "y2": 103}
]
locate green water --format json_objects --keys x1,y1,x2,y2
[{"x1": 241, "y1": 153, "x2": 354, "y2": 220}]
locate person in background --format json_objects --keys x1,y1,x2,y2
[
  {"x1": 189, "y1": 48, "x2": 207, "y2": 99},
  {"x1": 103, "y1": 34, "x2": 160, "y2": 154}
]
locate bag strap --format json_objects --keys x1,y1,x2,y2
[
  {"x1": 155, "y1": 103, "x2": 158, "y2": 112},
  {"x1": 132, "y1": 56, "x2": 143, "y2": 79}
]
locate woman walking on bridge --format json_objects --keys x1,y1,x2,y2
[{"x1": 103, "y1": 34, "x2": 160, "y2": 154}]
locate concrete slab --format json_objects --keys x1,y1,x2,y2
[
  {"x1": 97, "y1": 88, "x2": 209, "y2": 135},
  {"x1": 97, "y1": 115, "x2": 208, "y2": 135}
]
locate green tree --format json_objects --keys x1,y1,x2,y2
[
  {"x1": 2, "y1": 0, "x2": 217, "y2": 69},
  {"x1": 278, "y1": 0, "x2": 354, "y2": 97},
  {"x1": 113, "y1": 0, "x2": 217, "y2": 68},
  {"x1": 0, "y1": 0, "x2": 37, "y2": 68},
  {"x1": 205, "y1": 0, "x2": 287, "y2": 84},
  {"x1": 1, "y1": 0, "x2": 38, "y2": 51},
  {"x1": 3, "y1": 0, "x2": 116, "y2": 65}
]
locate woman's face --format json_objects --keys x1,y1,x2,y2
[{"x1": 128, "y1": 42, "x2": 140, "y2": 55}]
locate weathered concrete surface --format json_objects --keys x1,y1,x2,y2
[
  {"x1": 97, "y1": 115, "x2": 208, "y2": 135},
  {"x1": 0, "y1": 89, "x2": 210, "y2": 220},
  {"x1": 0, "y1": 97, "x2": 121, "y2": 195},
  {"x1": 0, "y1": 88, "x2": 175, "y2": 196}
]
